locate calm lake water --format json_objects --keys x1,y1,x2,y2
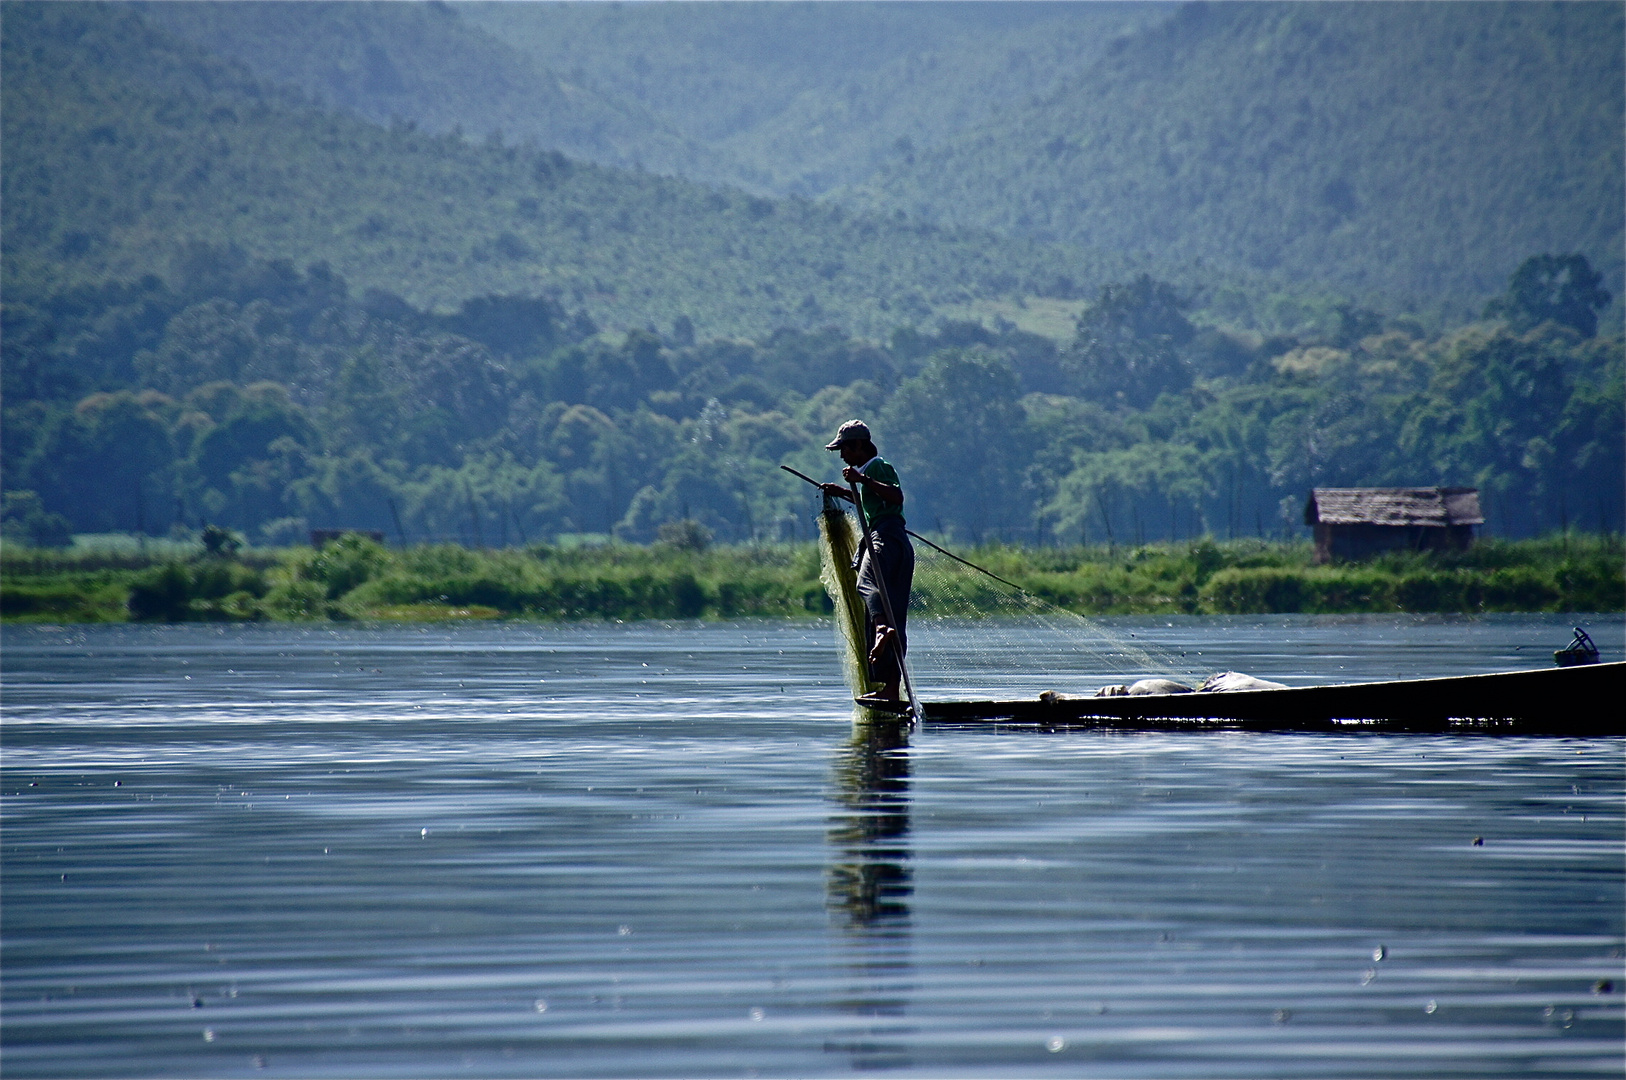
[{"x1": 2, "y1": 614, "x2": 1622, "y2": 1078}]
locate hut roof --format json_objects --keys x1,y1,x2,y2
[{"x1": 1305, "y1": 487, "x2": 1483, "y2": 527}]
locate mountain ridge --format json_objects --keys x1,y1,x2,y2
[
  {"x1": 131, "y1": 1, "x2": 1624, "y2": 323},
  {"x1": 842, "y1": 1, "x2": 1624, "y2": 317},
  {"x1": 3, "y1": 2, "x2": 1169, "y2": 341}
]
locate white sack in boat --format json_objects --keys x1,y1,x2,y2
[
  {"x1": 1086, "y1": 678, "x2": 1195, "y2": 697},
  {"x1": 1128, "y1": 678, "x2": 1194, "y2": 695},
  {"x1": 1199, "y1": 671, "x2": 1288, "y2": 692}
]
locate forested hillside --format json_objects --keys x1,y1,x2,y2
[
  {"x1": 847, "y1": 2, "x2": 1625, "y2": 319},
  {"x1": 132, "y1": 2, "x2": 1623, "y2": 323},
  {"x1": 152, "y1": 1, "x2": 1626, "y2": 320},
  {"x1": 2, "y1": 2, "x2": 1139, "y2": 339}
]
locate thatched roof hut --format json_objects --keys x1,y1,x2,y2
[{"x1": 1304, "y1": 488, "x2": 1482, "y2": 563}]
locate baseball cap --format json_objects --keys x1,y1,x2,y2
[{"x1": 824, "y1": 419, "x2": 871, "y2": 451}]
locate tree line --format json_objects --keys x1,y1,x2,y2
[{"x1": 4, "y1": 248, "x2": 1620, "y2": 552}]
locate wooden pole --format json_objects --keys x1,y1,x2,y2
[{"x1": 848, "y1": 478, "x2": 922, "y2": 725}]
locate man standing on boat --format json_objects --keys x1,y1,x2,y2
[{"x1": 821, "y1": 420, "x2": 914, "y2": 705}]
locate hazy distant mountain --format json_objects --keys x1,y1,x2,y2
[
  {"x1": 461, "y1": 1, "x2": 1161, "y2": 194},
  {"x1": 139, "y1": 0, "x2": 731, "y2": 181},
  {"x1": 2, "y1": 2, "x2": 1146, "y2": 338},
  {"x1": 115, "y1": 1, "x2": 1619, "y2": 321},
  {"x1": 842, "y1": 2, "x2": 1624, "y2": 316}
]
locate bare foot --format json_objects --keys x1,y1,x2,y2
[{"x1": 869, "y1": 625, "x2": 897, "y2": 668}]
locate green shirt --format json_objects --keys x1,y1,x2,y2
[{"x1": 857, "y1": 457, "x2": 904, "y2": 523}]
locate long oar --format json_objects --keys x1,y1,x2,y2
[{"x1": 782, "y1": 465, "x2": 922, "y2": 724}]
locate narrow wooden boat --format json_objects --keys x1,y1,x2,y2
[{"x1": 918, "y1": 661, "x2": 1625, "y2": 736}]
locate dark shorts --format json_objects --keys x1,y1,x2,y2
[{"x1": 856, "y1": 515, "x2": 914, "y2": 683}]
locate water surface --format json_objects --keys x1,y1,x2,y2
[{"x1": 3, "y1": 615, "x2": 1621, "y2": 1077}]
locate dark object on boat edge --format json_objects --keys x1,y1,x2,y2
[{"x1": 1554, "y1": 627, "x2": 1600, "y2": 667}]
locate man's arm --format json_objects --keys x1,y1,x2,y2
[{"x1": 841, "y1": 466, "x2": 903, "y2": 506}]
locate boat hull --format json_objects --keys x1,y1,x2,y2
[{"x1": 922, "y1": 661, "x2": 1625, "y2": 736}]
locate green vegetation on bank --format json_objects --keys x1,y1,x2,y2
[
  {"x1": 0, "y1": 533, "x2": 824, "y2": 624},
  {"x1": 4, "y1": 534, "x2": 1620, "y2": 625},
  {"x1": 950, "y1": 534, "x2": 1625, "y2": 617}
]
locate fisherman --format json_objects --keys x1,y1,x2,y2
[{"x1": 821, "y1": 420, "x2": 914, "y2": 704}]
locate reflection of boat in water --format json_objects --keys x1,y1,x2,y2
[{"x1": 918, "y1": 662, "x2": 1625, "y2": 735}]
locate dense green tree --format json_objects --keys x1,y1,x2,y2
[
  {"x1": 2, "y1": 275, "x2": 176, "y2": 400},
  {"x1": 135, "y1": 299, "x2": 305, "y2": 395},
  {"x1": 1402, "y1": 324, "x2": 1624, "y2": 535},
  {"x1": 1067, "y1": 276, "x2": 1197, "y2": 409},
  {"x1": 286, "y1": 449, "x2": 405, "y2": 541},
  {"x1": 753, "y1": 327, "x2": 896, "y2": 398},
  {"x1": 540, "y1": 403, "x2": 620, "y2": 536},
  {"x1": 2, "y1": 228, "x2": 1620, "y2": 548},
  {"x1": 399, "y1": 454, "x2": 563, "y2": 547},
  {"x1": 436, "y1": 293, "x2": 577, "y2": 360},
  {"x1": 612, "y1": 400, "x2": 804, "y2": 543},
  {"x1": 186, "y1": 382, "x2": 319, "y2": 530},
  {"x1": 881, "y1": 349, "x2": 1032, "y2": 542},
  {"x1": 532, "y1": 333, "x2": 675, "y2": 415},
  {"x1": 1, "y1": 490, "x2": 73, "y2": 548},
  {"x1": 1483, "y1": 254, "x2": 1613, "y2": 338},
  {"x1": 23, "y1": 391, "x2": 177, "y2": 533},
  {"x1": 1044, "y1": 439, "x2": 1209, "y2": 547}
]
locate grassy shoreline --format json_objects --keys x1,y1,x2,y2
[{"x1": 2, "y1": 534, "x2": 1621, "y2": 624}]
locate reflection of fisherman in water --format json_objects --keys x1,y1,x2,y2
[
  {"x1": 825, "y1": 717, "x2": 914, "y2": 1070},
  {"x1": 827, "y1": 716, "x2": 913, "y2": 928}
]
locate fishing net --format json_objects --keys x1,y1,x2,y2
[
  {"x1": 815, "y1": 500, "x2": 1198, "y2": 701},
  {"x1": 817, "y1": 494, "x2": 880, "y2": 697},
  {"x1": 905, "y1": 537, "x2": 1199, "y2": 698}
]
